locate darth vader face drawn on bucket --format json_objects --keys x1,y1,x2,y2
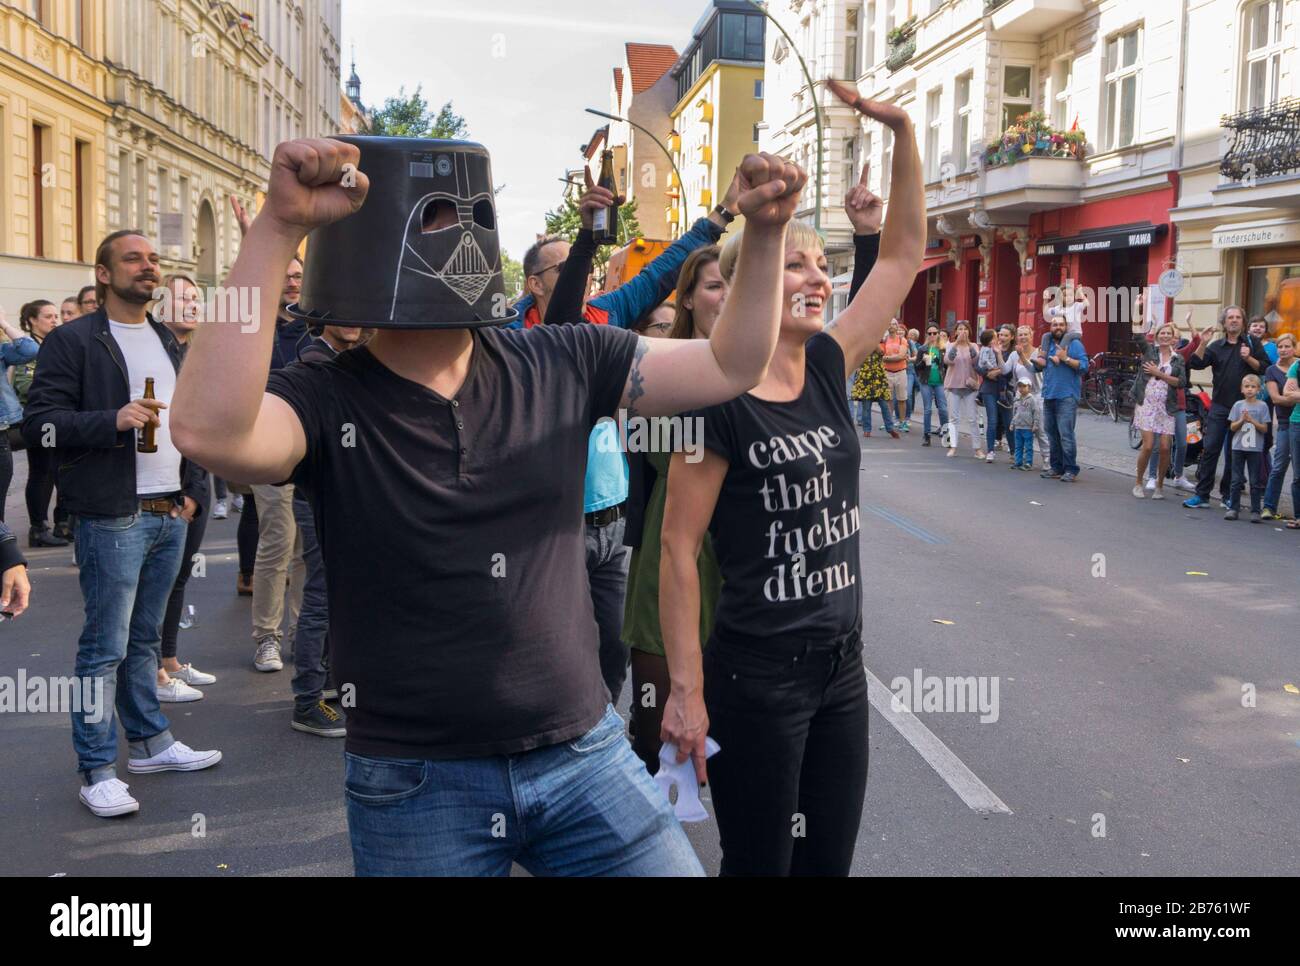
[{"x1": 291, "y1": 136, "x2": 517, "y2": 329}]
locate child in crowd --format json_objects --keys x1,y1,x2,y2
[
  {"x1": 1010, "y1": 377, "x2": 1040, "y2": 470},
  {"x1": 1225, "y1": 374, "x2": 1270, "y2": 522}
]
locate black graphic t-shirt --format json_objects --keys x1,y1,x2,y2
[
  {"x1": 697, "y1": 332, "x2": 862, "y2": 641},
  {"x1": 266, "y1": 323, "x2": 639, "y2": 760}
]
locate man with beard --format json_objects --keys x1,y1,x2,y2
[
  {"x1": 22, "y1": 230, "x2": 220, "y2": 818},
  {"x1": 1184, "y1": 306, "x2": 1270, "y2": 509}
]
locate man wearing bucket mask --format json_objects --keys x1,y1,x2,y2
[{"x1": 172, "y1": 136, "x2": 807, "y2": 876}]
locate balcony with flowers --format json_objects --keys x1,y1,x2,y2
[{"x1": 981, "y1": 112, "x2": 1088, "y2": 212}]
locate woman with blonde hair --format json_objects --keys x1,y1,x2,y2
[
  {"x1": 1129, "y1": 320, "x2": 1186, "y2": 500},
  {"x1": 659, "y1": 85, "x2": 925, "y2": 875}
]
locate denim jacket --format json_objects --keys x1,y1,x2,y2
[
  {"x1": 1128, "y1": 343, "x2": 1186, "y2": 417},
  {"x1": 0, "y1": 337, "x2": 40, "y2": 427}
]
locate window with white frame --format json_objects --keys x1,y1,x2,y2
[
  {"x1": 845, "y1": 4, "x2": 861, "y2": 79},
  {"x1": 865, "y1": 2, "x2": 876, "y2": 68},
  {"x1": 1102, "y1": 27, "x2": 1141, "y2": 150},
  {"x1": 925, "y1": 87, "x2": 942, "y2": 182},
  {"x1": 842, "y1": 135, "x2": 858, "y2": 193},
  {"x1": 1000, "y1": 65, "x2": 1033, "y2": 131},
  {"x1": 1242, "y1": 0, "x2": 1282, "y2": 110},
  {"x1": 1050, "y1": 56, "x2": 1073, "y2": 131},
  {"x1": 954, "y1": 72, "x2": 972, "y2": 171}
]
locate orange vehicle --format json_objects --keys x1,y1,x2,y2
[{"x1": 602, "y1": 237, "x2": 672, "y2": 294}]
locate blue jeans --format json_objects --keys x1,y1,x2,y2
[
  {"x1": 586, "y1": 514, "x2": 630, "y2": 703},
  {"x1": 345, "y1": 705, "x2": 705, "y2": 876},
  {"x1": 292, "y1": 497, "x2": 328, "y2": 710},
  {"x1": 1042, "y1": 395, "x2": 1080, "y2": 476},
  {"x1": 918, "y1": 382, "x2": 948, "y2": 436},
  {"x1": 73, "y1": 511, "x2": 187, "y2": 784},
  {"x1": 858, "y1": 399, "x2": 894, "y2": 432},
  {"x1": 1262, "y1": 422, "x2": 1292, "y2": 512},
  {"x1": 1290, "y1": 425, "x2": 1300, "y2": 514},
  {"x1": 1013, "y1": 428, "x2": 1034, "y2": 466},
  {"x1": 905, "y1": 369, "x2": 918, "y2": 417},
  {"x1": 981, "y1": 392, "x2": 1002, "y2": 451}
]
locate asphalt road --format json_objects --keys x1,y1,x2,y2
[{"x1": 1, "y1": 427, "x2": 1297, "y2": 876}]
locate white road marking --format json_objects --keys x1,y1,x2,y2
[{"x1": 865, "y1": 666, "x2": 1013, "y2": 815}]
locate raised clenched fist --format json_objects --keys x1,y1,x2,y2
[
  {"x1": 261, "y1": 138, "x2": 369, "y2": 241},
  {"x1": 735, "y1": 152, "x2": 808, "y2": 230}
]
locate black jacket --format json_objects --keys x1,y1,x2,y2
[
  {"x1": 21, "y1": 308, "x2": 207, "y2": 518},
  {"x1": 0, "y1": 521, "x2": 25, "y2": 573}
]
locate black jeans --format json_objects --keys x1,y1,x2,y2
[
  {"x1": 704, "y1": 626, "x2": 869, "y2": 876},
  {"x1": 237, "y1": 491, "x2": 259, "y2": 575},
  {"x1": 1194, "y1": 404, "x2": 1234, "y2": 501},
  {"x1": 1229, "y1": 449, "x2": 1265, "y2": 512},
  {"x1": 161, "y1": 503, "x2": 208, "y2": 660},
  {"x1": 0, "y1": 428, "x2": 11, "y2": 523},
  {"x1": 24, "y1": 441, "x2": 67, "y2": 529}
]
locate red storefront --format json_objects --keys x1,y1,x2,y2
[
  {"x1": 901, "y1": 180, "x2": 1178, "y2": 360},
  {"x1": 1023, "y1": 180, "x2": 1178, "y2": 357}
]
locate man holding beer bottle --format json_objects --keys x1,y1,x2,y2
[{"x1": 23, "y1": 230, "x2": 220, "y2": 819}]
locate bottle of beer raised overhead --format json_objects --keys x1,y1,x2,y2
[
  {"x1": 591, "y1": 150, "x2": 619, "y2": 246},
  {"x1": 138, "y1": 377, "x2": 158, "y2": 453}
]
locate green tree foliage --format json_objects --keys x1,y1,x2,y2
[
  {"x1": 500, "y1": 250, "x2": 524, "y2": 301},
  {"x1": 542, "y1": 197, "x2": 642, "y2": 287},
  {"x1": 369, "y1": 86, "x2": 470, "y2": 139}
]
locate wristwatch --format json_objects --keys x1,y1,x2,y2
[{"x1": 713, "y1": 204, "x2": 736, "y2": 224}]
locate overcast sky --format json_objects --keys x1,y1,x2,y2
[{"x1": 341, "y1": 0, "x2": 713, "y2": 261}]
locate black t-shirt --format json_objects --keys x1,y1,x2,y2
[
  {"x1": 266, "y1": 323, "x2": 639, "y2": 759},
  {"x1": 1193, "y1": 335, "x2": 1271, "y2": 411},
  {"x1": 697, "y1": 332, "x2": 862, "y2": 642}
]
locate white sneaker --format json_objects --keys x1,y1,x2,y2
[
  {"x1": 253, "y1": 636, "x2": 283, "y2": 672},
  {"x1": 1151, "y1": 489, "x2": 1165, "y2": 500},
  {"x1": 1174, "y1": 476, "x2": 1194, "y2": 491},
  {"x1": 232, "y1": 494, "x2": 245, "y2": 512},
  {"x1": 157, "y1": 677, "x2": 204, "y2": 703},
  {"x1": 1132, "y1": 485, "x2": 1145, "y2": 499},
  {"x1": 985, "y1": 451, "x2": 995, "y2": 463},
  {"x1": 171, "y1": 663, "x2": 216, "y2": 686},
  {"x1": 1144, "y1": 477, "x2": 1156, "y2": 492},
  {"x1": 127, "y1": 740, "x2": 222, "y2": 774},
  {"x1": 79, "y1": 778, "x2": 140, "y2": 818},
  {"x1": 211, "y1": 499, "x2": 229, "y2": 520}
]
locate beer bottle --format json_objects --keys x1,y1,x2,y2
[
  {"x1": 591, "y1": 150, "x2": 619, "y2": 246},
  {"x1": 138, "y1": 377, "x2": 158, "y2": 453}
]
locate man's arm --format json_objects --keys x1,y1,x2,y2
[
  {"x1": 1069, "y1": 338, "x2": 1088, "y2": 372},
  {"x1": 171, "y1": 139, "x2": 369, "y2": 483},
  {"x1": 612, "y1": 154, "x2": 805, "y2": 418},
  {"x1": 590, "y1": 185, "x2": 734, "y2": 330},
  {"x1": 821, "y1": 81, "x2": 926, "y2": 372},
  {"x1": 543, "y1": 229, "x2": 598, "y2": 326}
]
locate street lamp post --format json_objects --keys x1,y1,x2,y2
[
  {"x1": 746, "y1": 0, "x2": 823, "y2": 237},
  {"x1": 585, "y1": 108, "x2": 687, "y2": 234}
]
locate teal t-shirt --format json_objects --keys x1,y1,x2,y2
[
  {"x1": 584, "y1": 421, "x2": 629, "y2": 513},
  {"x1": 1289, "y1": 362, "x2": 1300, "y2": 425}
]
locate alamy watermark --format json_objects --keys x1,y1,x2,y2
[
  {"x1": 890, "y1": 668, "x2": 1000, "y2": 723},
  {"x1": 0, "y1": 671, "x2": 104, "y2": 723},
  {"x1": 595, "y1": 409, "x2": 704, "y2": 463}
]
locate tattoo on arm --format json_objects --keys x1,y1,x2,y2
[{"x1": 626, "y1": 336, "x2": 649, "y2": 418}]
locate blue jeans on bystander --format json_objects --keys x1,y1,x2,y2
[{"x1": 72, "y1": 511, "x2": 187, "y2": 784}]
